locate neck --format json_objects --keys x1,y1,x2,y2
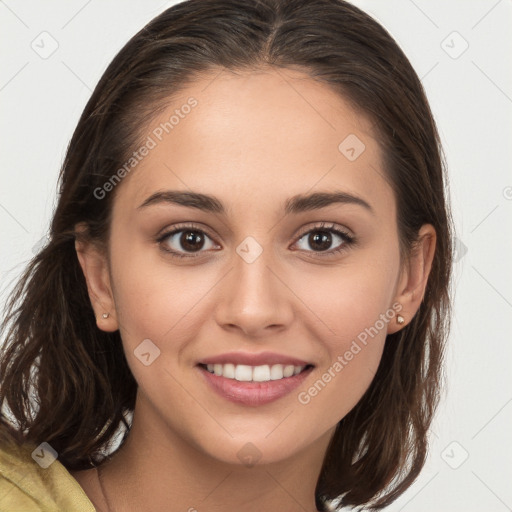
[{"x1": 96, "y1": 391, "x2": 332, "y2": 512}]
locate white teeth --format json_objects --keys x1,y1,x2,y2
[
  {"x1": 252, "y1": 365, "x2": 270, "y2": 382},
  {"x1": 292, "y1": 365, "x2": 302, "y2": 376},
  {"x1": 203, "y1": 363, "x2": 307, "y2": 382},
  {"x1": 223, "y1": 363, "x2": 235, "y2": 379},
  {"x1": 235, "y1": 364, "x2": 253, "y2": 381},
  {"x1": 270, "y1": 364, "x2": 284, "y2": 380},
  {"x1": 283, "y1": 365, "x2": 294, "y2": 378}
]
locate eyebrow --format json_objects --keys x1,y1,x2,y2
[{"x1": 137, "y1": 189, "x2": 375, "y2": 216}]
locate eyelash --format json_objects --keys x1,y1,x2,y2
[{"x1": 156, "y1": 221, "x2": 356, "y2": 260}]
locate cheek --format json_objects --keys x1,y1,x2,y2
[
  {"x1": 304, "y1": 269, "x2": 390, "y2": 362},
  {"x1": 109, "y1": 239, "x2": 217, "y2": 352},
  {"x1": 107, "y1": 244, "x2": 215, "y2": 403},
  {"x1": 300, "y1": 253, "x2": 399, "y2": 344},
  {"x1": 296, "y1": 336, "x2": 384, "y2": 430},
  {"x1": 292, "y1": 254, "x2": 398, "y2": 418}
]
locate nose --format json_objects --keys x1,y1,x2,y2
[{"x1": 213, "y1": 240, "x2": 294, "y2": 338}]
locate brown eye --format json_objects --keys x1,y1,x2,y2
[
  {"x1": 178, "y1": 230, "x2": 206, "y2": 252},
  {"x1": 306, "y1": 230, "x2": 333, "y2": 252},
  {"x1": 293, "y1": 223, "x2": 355, "y2": 256},
  {"x1": 157, "y1": 225, "x2": 218, "y2": 258}
]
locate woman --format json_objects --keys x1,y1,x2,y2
[{"x1": 0, "y1": 0, "x2": 453, "y2": 510}]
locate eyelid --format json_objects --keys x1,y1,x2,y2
[
  {"x1": 156, "y1": 221, "x2": 217, "y2": 241},
  {"x1": 293, "y1": 221, "x2": 354, "y2": 242}
]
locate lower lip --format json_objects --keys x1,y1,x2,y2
[{"x1": 197, "y1": 365, "x2": 314, "y2": 406}]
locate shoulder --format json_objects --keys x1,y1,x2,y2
[{"x1": 0, "y1": 433, "x2": 96, "y2": 512}]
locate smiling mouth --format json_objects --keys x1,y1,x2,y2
[{"x1": 197, "y1": 362, "x2": 315, "y2": 382}]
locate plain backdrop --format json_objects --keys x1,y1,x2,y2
[{"x1": 1, "y1": 1, "x2": 511, "y2": 510}]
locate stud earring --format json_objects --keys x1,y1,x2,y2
[
  {"x1": 396, "y1": 314, "x2": 405, "y2": 325},
  {"x1": 102, "y1": 313, "x2": 109, "y2": 319}
]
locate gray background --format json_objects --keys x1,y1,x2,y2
[{"x1": 1, "y1": 1, "x2": 511, "y2": 510}]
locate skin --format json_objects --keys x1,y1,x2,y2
[{"x1": 71, "y1": 67, "x2": 436, "y2": 512}]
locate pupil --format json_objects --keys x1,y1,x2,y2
[
  {"x1": 310, "y1": 231, "x2": 331, "y2": 251},
  {"x1": 182, "y1": 230, "x2": 204, "y2": 251}
]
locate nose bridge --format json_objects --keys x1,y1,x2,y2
[
  {"x1": 215, "y1": 232, "x2": 291, "y2": 334},
  {"x1": 232, "y1": 233, "x2": 279, "y2": 303}
]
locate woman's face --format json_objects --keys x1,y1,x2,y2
[{"x1": 100, "y1": 68, "x2": 406, "y2": 465}]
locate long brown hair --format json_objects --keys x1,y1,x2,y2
[{"x1": 0, "y1": 0, "x2": 453, "y2": 509}]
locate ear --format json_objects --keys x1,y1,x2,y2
[
  {"x1": 74, "y1": 222, "x2": 119, "y2": 332},
  {"x1": 387, "y1": 224, "x2": 436, "y2": 334}
]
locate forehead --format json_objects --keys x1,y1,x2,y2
[{"x1": 113, "y1": 67, "x2": 395, "y2": 221}]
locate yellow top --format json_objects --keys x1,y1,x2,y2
[{"x1": 0, "y1": 436, "x2": 96, "y2": 512}]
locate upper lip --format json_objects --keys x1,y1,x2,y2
[{"x1": 198, "y1": 351, "x2": 314, "y2": 367}]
